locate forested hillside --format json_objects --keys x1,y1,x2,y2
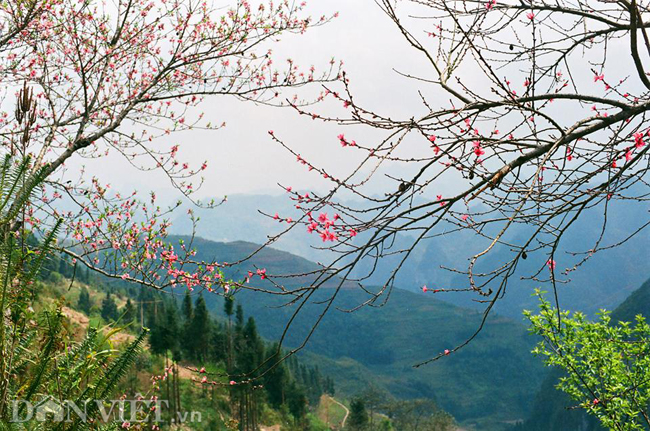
[
  {"x1": 37, "y1": 255, "x2": 350, "y2": 430},
  {"x1": 170, "y1": 236, "x2": 546, "y2": 429}
]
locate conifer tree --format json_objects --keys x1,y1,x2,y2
[
  {"x1": 162, "y1": 300, "x2": 181, "y2": 358},
  {"x1": 180, "y1": 291, "x2": 194, "y2": 358},
  {"x1": 122, "y1": 298, "x2": 135, "y2": 324},
  {"x1": 307, "y1": 367, "x2": 323, "y2": 405},
  {"x1": 224, "y1": 296, "x2": 235, "y2": 373},
  {"x1": 77, "y1": 287, "x2": 91, "y2": 314},
  {"x1": 209, "y1": 321, "x2": 227, "y2": 364},
  {"x1": 235, "y1": 304, "x2": 245, "y2": 332},
  {"x1": 348, "y1": 398, "x2": 370, "y2": 431},
  {"x1": 263, "y1": 344, "x2": 289, "y2": 409},
  {"x1": 182, "y1": 290, "x2": 193, "y2": 321},
  {"x1": 326, "y1": 377, "x2": 336, "y2": 396},
  {"x1": 100, "y1": 292, "x2": 118, "y2": 322},
  {"x1": 286, "y1": 382, "x2": 308, "y2": 423},
  {"x1": 149, "y1": 301, "x2": 168, "y2": 355},
  {"x1": 189, "y1": 295, "x2": 211, "y2": 361}
]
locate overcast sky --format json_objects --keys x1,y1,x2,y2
[
  {"x1": 65, "y1": 0, "x2": 640, "y2": 209},
  {"x1": 66, "y1": 0, "x2": 447, "y2": 204}
]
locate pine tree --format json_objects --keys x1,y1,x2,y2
[
  {"x1": 307, "y1": 366, "x2": 323, "y2": 405},
  {"x1": 121, "y1": 298, "x2": 135, "y2": 323},
  {"x1": 263, "y1": 344, "x2": 288, "y2": 409},
  {"x1": 162, "y1": 300, "x2": 181, "y2": 358},
  {"x1": 224, "y1": 296, "x2": 235, "y2": 373},
  {"x1": 286, "y1": 381, "x2": 308, "y2": 422},
  {"x1": 100, "y1": 292, "x2": 118, "y2": 322},
  {"x1": 348, "y1": 398, "x2": 369, "y2": 430},
  {"x1": 180, "y1": 290, "x2": 194, "y2": 358},
  {"x1": 58, "y1": 255, "x2": 72, "y2": 278},
  {"x1": 77, "y1": 287, "x2": 91, "y2": 314},
  {"x1": 326, "y1": 377, "x2": 336, "y2": 396},
  {"x1": 224, "y1": 295, "x2": 234, "y2": 319},
  {"x1": 240, "y1": 317, "x2": 264, "y2": 374},
  {"x1": 149, "y1": 301, "x2": 168, "y2": 355},
  {"x1": 188, "y1": 295, "x2": 211, "y2": 361},
  {"x1": 209, "y1": 321, "x2": 227, "y2": 364},
  {"x1": 235, "y1": 304, "x2": 244, "y2": 332},
  {"x1": 182, "y1": 290, "x2": 193, "y2": 321}
]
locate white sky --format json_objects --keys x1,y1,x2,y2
[
  {"x1": 66, "y1": 0, "x2": 447, "y2": 203},
  {"x1": 64, "y1": 0, "x2": 642, "y2": 209}
]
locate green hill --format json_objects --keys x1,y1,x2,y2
[{"x1": 171, "y1": 236, "x2": 547, "y2": 429}]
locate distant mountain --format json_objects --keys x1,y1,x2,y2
[
  {"x1": 170, "y1": 194, "x2": 334, "y2": 264},
  {"x1": 520, "y1": 276, "x2": 650, "y2": 431},
  {"x1": 170, "y1": 236, "x2": 546, "y2": 429},
  {"x1": 172, "y1": 193, "x2": 649, "y2": 319}
]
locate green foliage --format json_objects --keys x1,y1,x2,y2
[
  {"x1": 224, "y1": 295, "x2": 234, "y2": 318},
  {"x1": 179, "y1": 236, "x2": 545, "y2": 426},
  {"x1": 137, "y1": 289, "x2": 328, "y2": 428},
  {"x1": 100, "y1": 292, "x2": 119, "y2": 322},
  {"x1": 189, "y1": 295, "x2": 211, "y2": 361},
  {"x1": 527, "y1": 290, "x2": 650, "y2": 431},
  {"x1": 182, "y1": 289, "x2": 193, "y2": 321},
  {"x1": 77, "y1": 287, "x2": 92, "y2": 314},
  {"x1": 0, "y1": 155, "x2": 149, "y2": 428},
  {"x1": 348, "y1": 398, "x2": 369, "y2": 430},
  {"x1": 121, "y1": 298, "x2": 135, "y2": 324},
  {"x1": 384, "y1": 399, "x2": 454, "y2": 431}
]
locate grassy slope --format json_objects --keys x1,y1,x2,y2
[{"x1": 40, "y1": 274, "x2": 338, "y2": 431}]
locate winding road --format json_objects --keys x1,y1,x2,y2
[{"x1": 326, "y1": 395, "x2": 349, "y2": 429}]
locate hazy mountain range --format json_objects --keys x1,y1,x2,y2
[{"x1": 172, "y1": 193, "x2": 650, "y2": 318}]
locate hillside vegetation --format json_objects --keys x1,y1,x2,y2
[
  {"x1": 520, "y1": 276, "x2": 650, "y2": 430},
  {"x1": 173, "y1": 236, "x2": 547, "y2": 429}
]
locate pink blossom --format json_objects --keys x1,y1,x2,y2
[
  {"x1": 256, "y1": 268, "x2": 267, "y2": 280},
  {"x1": 473, "y1": 141, "x2": 485, "y2": 157},
  {"x1": 634, "y1": 132, "x2": 645, "y2": 148}
]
